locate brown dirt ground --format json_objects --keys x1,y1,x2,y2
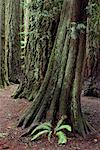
[{"x1": 0, "y1": 85, "x2": 100, "y2": 150}]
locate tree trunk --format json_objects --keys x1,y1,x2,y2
[
  {"x1": 17, "y1": 0, "x2": 94, "y2": 137},
  {"x1": 13, "y1": 0, "x2": 63, "y2": 100},
  {"x1": 83, "y1": 0, "x2": 100, "y2": 97},
  {"x1": 5, "y1": 0, "x2": 21, "y2": 83},
  {"x1": 0, "y1": 0, "x2": 9, "y2": 88}
]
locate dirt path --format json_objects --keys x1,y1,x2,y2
[{"x1": 0, "y1": 85, "x2": 100, "y2": 150}]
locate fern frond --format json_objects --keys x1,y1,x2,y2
[
  {"x1": 31, "y1": 122, "x2": 51, "y2": 135},
  {"x1": 55, "y1": 125, "x2": 72, "y2": 132},
  {"x1": 56, "y1": 131, "x2": 67, "y2": 144},
  {"x1": 31, "y1": 130, "x2": 49, "y2": 141},
  {"x1": 48, "y1": 131, "x2": 52, "y2": 142},
  {"x1": 55, "y1": 116, "x2": 67, "y2": 132}
]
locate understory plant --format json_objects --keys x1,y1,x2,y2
[{"x1": 31, "y1": 116, "x2": 72, "y2": 144}]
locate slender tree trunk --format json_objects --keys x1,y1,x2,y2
[
  {"x1": 5, "y1": 0, "x2": 21, "y2": 83},
  {"x1": 17, "y1": 0, "x2": 94, "y2": 137},
  {"x1": 0, "y1": 0, "x2": 9, "y2": 88}
]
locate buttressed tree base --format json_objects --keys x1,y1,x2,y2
[{"x1": 16, "y1": 0, "x2": 95, "y2": 137}]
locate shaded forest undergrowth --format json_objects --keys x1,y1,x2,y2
[{"x1": 0, "y1": 85, "x2": 100, "y2": 150}]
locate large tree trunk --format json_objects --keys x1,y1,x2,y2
[
  {"x1": 5, "y1": 0, "x2": 21, "y2": 83},
  {"x1": 17, "y1": 0, "x2": 93, "y2": 137},
  {"x1": 13, "y1": 0, "x2": 63, "y2": 100},
  {"x1": 0, "y1": 0, "x2": 9, "y2": 88},
  {"x1": 83, "y1": 0, "x2": 100, "y2": 97}
]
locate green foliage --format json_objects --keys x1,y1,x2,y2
[
  {"x1": 56, "y1": 131, "x2": 67, "y2": 144},
  {"x1": 54, "y1": 117, "x2": 72, "y2": 144},
  {"x1": 20, "y1": 1, "x2": 31, "y2": 9},
  {"x1": 31, "y1": 130, "x2": 50, "y2": 141},
  {"x1": 86, "y1": 0, "x2": 100, "y2": 41},
  {"x1": 86, "y1": 0, "x2": 100, "y2": 25},
  {"x1": 31, "y1": 122, "x2": 52, "y2": 141},
  {"x1": 48, "y1": 131, "x2": 52, "y2": 141},
  {"x1": 31, "y1": 117, "x2": 72, "y2": 145},
  {"x1": 31, "y1": 122, "x2": 52, "y2": 135},
  {"x1": 55, "y1": 125, "x2": 72, "y2": 133},
  {"x1": 54, "y1": 115, "x2": 68, "y2": 132}
]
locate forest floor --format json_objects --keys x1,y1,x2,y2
[{"x1": 0, "y1": 85, "x2": 100, "y2": 150}]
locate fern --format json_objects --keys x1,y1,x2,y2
[
  {"x1": 56, "y1": 131, "x2": 67, "y2": 144},
  {"x1": 31, "y1": 118, "x2": 72, "y2": 144}
]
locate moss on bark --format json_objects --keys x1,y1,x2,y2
[{"x1": 13, "y1": 0, "x2": 63, "y2": 100}]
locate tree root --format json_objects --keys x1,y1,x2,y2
[
  {"x1": 12, "y1": 82, "x2": 24, "y2": 99},
  {"x1": 18, "y1": 108, "x2": 36, "y2": 128},
  {"x1": 21, "y1": 122, "x2": 39, "y2": 137},
  {"x1": 17, "y1": 95, "x2": 49, "y2": 128},
  {"x1": 77, "y1": 117, "x2": 96, "y2": 138},
  {"x1": 18, "y1": 105, "x2": 96, "y2": 138}
]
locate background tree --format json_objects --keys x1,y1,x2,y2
[
  {"x1": 83, "y1": 0, "x2": 100, "y2": 97},
  {"x1": 13, "y1": 0, "x2": 63, "y2": 100},
  {"x1": 0, "y1": 0, "x2": 9, "y2": 87},
  {"x1": 5, "y1": 0, "x2": 21, "y2": 83},
  {"x1": 17, "y1": 0, "x2": 93, "y2": 137}
]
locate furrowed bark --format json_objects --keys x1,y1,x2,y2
[
  {"x1": 13, "y1": 0, "x2": 63, "y2": 100},
  {"x1": 5, "y1": 0, "x2": 21, "y2": 83}
]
